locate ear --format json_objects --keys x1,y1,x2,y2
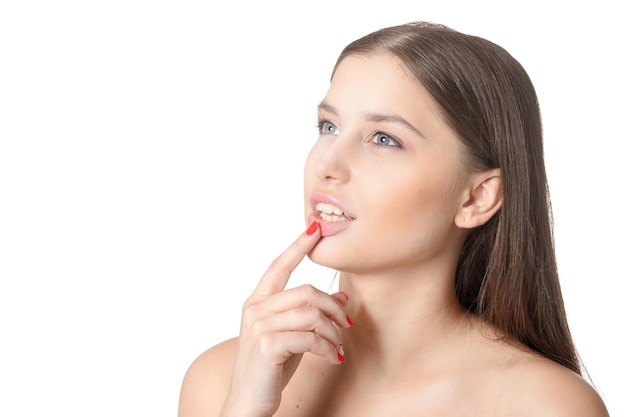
[{"x1": 454, "y1": 168, "x2": 503, "y2": 229}]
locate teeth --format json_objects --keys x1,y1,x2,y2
[
  {"x1": 319, "y1": 212, "x2": 347, "y2": 222},
  {"x1": 315, "y1": 202, "x2": 344, "y2": 216},
  {"x1": 315, "y1": 202, "x2": 349, "y2": 222}
]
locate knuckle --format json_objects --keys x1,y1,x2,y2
[
  {"x1": 256, "y1": 333, "x2": 275, "y2": 354},
  {"x1": 241, "y1": 301, "x2": 260, "y2": 322},
  {"x1": 306, "y1": 333, "x2": 334, "y2": 358},
  {"x1": 241, "y1": 299, "x2": 254, "y2": 314},
  {"x1": 242, "y1": 294, "x2": 255, "y2": 308},
  {"x1": 302, "y1": 331, "x2": 320, "y2": 346},
  {"x1": 298, "y1": 284, "x2": 318, "y2": 297},
  {"x1": 249, "y1": 317, "x2": 266, "y2": 337},
  {"x1": 303, "y1": 305, "x2": 324, "y2": 322}
]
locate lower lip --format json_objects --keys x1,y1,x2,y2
[{"x1": 307, "y1": 213, "x2": 353, "y2": 237}]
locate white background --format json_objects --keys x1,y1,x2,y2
[{"x1": 1, "y1": 1, "x2": 623, "y2": 416}]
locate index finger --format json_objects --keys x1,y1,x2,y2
[{"x1": 254, "y1": 221, "x2": 321, "y2": 296}]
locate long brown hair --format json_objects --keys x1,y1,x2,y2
[{"x1": 333, "y1": 22, "x2": 580, "y2": 374}]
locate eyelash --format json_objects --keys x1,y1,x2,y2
[
  {"x1": 317, "y1": 119, "x2": 338, "y2": 135},
  {"x1": 316, "y1": 119, "x2": 403, "y2": 149},
  {"x1": 370, "y1": 132, "x2": 402, "y2": 148}
]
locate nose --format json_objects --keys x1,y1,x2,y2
[{"x1": 310, "y1": 134, "x2": 352, "y2": 184}]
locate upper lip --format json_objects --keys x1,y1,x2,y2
[{"x1": 309, "y1": 192, "x2": 355, "y2": 219}]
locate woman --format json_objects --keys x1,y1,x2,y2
[{"x1": 178, "y1": 22, "x2": 609, "y2": 416}]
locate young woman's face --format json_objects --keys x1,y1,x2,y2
[{"x1": 304, "y1": 54, "x2": 472, "y2": 274}]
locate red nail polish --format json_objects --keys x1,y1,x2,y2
[
  {"x1": 337, "y1": 352, "x2": 345, "y2": 363},
  {"x1": 347, "y1": 315, "x2": 354, "y2": 326},
  {"x1": 306, "y1": 221, "x2": 319, "y2": 235}
]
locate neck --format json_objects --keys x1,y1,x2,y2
[{"x1": 338, "y1": 268, "x2": 476, "y2": 376}]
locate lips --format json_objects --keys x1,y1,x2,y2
[{"x1": 308, "y1": 193, "x2": 355, "y2": 237}]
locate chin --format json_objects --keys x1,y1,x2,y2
[{"x1": 307, "y1": 240, "x2": 354, "y2": 272}]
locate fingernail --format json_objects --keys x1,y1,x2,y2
[
  {"x1": 337, "y1": 352, "x2": 345, "y2": 363},
  {"x1": 339, "y1": 291, "x2": 349, "y2": 301},
  {"x1": 347, "y1": 315, "x2": 354, "y2": 326},
  {"x1": 306, "y1": 221, "x2": 319, "y2": 235}
]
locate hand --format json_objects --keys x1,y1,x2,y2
[{"x1": 220, "y1": 222, "x2": 352, "y2": 417}]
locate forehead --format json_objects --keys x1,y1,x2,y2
[
  {"x1": 324, "y1": 54, "x2": 453, "y2": 140},
  {"x1": 329, "y1": 53, "x2": 418, "y2": 98}
]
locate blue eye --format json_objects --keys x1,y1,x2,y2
[
  {"x1": 318, "y1": 120, "x2": 339, "y2": 135},
  {"x1": 372, "y1": 132, "x2": 400, "y2": 147}
]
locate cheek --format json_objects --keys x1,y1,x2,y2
[
  {"x1": 365, "y1": 175, "x2": 460, "y2": 237},
  {"x1": 303, "y1": 152, "x2": 315, "y2": 195},
  {"x1": 302, "y1": 148, "x2": 320, "y2": 216}
]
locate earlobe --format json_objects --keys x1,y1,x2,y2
[{"x1": 455, "y1": 168, "x2": 503, "y2": 229}]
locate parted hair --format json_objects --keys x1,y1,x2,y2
[{"x1": 333, "y1": 22, "x2": 580, "y2": 374}]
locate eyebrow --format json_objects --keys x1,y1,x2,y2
[{"x1": 317, "y1": 101, "x2": 425, "y2": 138}]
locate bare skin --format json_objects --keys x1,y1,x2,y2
[
  {"x1": 177, "y1": 54, "x2": 609, "y2": 417},
  {"x1": 178, "y1": 229, "x2": 608, "y2": 416}
]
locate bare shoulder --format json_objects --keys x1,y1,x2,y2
[
  {"x1": 177, "y1": 337, "x2": 238, "y2": 417},
  {"x1": 502, "y1": 353, "x2": 609, "y2": 417}
]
